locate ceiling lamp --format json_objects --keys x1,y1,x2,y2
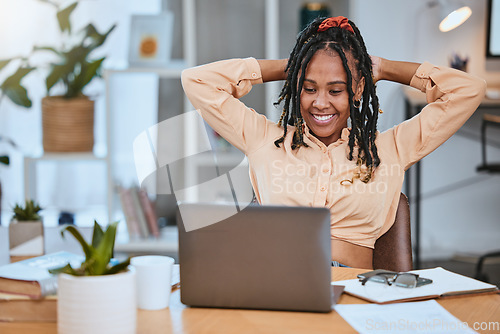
[{"x1": 436, "y1": 0, "x2": 472, "y2": 32}]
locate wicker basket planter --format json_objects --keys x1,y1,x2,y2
[{"x1": 42, "y1": 96, "x2": 94, "y2": 152}]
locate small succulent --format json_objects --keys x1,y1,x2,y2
[
  {"x1": 50, "y1": 221, "x2": 130, "y2": 276},
  {"x1": 12, "y1": 199, "x2": 43, "y2": 221}
]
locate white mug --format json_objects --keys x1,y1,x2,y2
[{"x1": 130, "y1": 255, "x2": 175, "y2": 310}]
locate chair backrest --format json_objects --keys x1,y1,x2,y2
[{"x1": 373, "y1": 193, "x2": 413, "y2": 272}]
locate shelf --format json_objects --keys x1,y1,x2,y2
[
  {"x1": 114, "y1": 226, "x2": 178, "y2": 254},
  {"x1": 25, "y1": 153, "x2": 107, "y2": 162},
  {"x1": 105, "y1": 59, "x2": 187, "y2": 79},
  {"x1": 193, "y1": 152, "x2": 245, "y2": 166}
]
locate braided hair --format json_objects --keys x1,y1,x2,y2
[{"x1": 274, "y1": 17, "x2": 380, "y2": 182}]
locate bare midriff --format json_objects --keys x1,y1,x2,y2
[{"x1": 331, "y1": 239, "x2": 373, "y2": 269}]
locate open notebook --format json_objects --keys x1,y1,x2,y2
[{"x1": 334, "y1": 267, "x2": 498, "y2": 304}]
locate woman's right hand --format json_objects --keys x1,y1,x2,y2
[
  {"x1": 370, "y1": 55, "x2": 384, "y2": 84},
  {"x1": 257, "y1": 59, "x2": 288, "y2": 83}
]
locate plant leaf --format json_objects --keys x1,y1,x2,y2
[
  {"x1": 82, "y1": 23, "x2": 116, "y2": 51},
  {"x1": 33, "y1": 46, "x2": 62, "y2": 57},
  {"x1": 1, "y1": 67, "x2": 34, "y2": 87},
  {"x1": 56, "y1": 2, "x2": 78, "y2": 33},
  {"x1": 48, "y1": 263, "x2": 80, "y2": 275},
  {"x1": 106, "y1": 257, "x2": 131, "y2": 275},
  {"x1": 46, "y1": 63, "x2": 69, "y2": 93},
  {"x1": 3, "y1": 85, "x2": 32, "y2": 108},
  {"x1": 60, "y1": 225, "x2": 93, "y2": 260},
  {"x1": 0, "y1": 59, "x2": 12, "y2": 71},
  {"x1": 0, "y1": 156, "x2": 9, "y2": 165},
  {"x1": 73, "y1": 57, "x2": 104, "y2": 94},
  {"x1": 93, "y1": 222, "x2": 119, "y2": 273},
  {"x1": 91, "y1": 220, "x2": 104, "y2": 249}
]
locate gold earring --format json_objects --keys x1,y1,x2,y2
[{"x1": 353, "y1": 100, "x2": 360, "y2": 108}]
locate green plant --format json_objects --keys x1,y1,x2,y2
[
  {"x1": 12, "y1": 199, "x2": 43, "y2": 221},
  {"x1": 0, "y1": 136, "x2": 18, "y2": 166},
  {"x1": 49, "y1": 221, "x2": 130, "y2": 276},
  {"x1": 0, "y1": 1, "x2": 116, "y2": 107},
  {"x1": 0, "y1": 155, "x2": 8, "y2": 166}
]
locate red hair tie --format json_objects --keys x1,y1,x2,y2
[{"x1": 317, "y1": 16, "x2": 354, "y2": 34}]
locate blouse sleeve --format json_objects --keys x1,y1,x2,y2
[
  {"x1": 384, "y1": 62, "x2": 487, "y2": 171},
  {"x1": 181, "y1": 57, "x2": 275, "y2": 154}
]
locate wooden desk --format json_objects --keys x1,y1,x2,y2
[{"x1": 1, "y1": 268, "x2": 499, "y2": 334}]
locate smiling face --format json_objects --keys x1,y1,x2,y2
[{"x1": 300, "y1": 48, "x2": 364, "y2": 146}]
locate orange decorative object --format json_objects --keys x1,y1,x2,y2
[{"x1": 140, "y1": 36, "x2": 158, "y2": 58}]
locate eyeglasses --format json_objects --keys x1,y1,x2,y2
[{"x1": 359, "y1": 271, "x2": 421, "y2": 289}]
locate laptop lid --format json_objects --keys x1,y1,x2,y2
[{"x1": 177, "y1": 203, "x2": 332, "y2": 313}]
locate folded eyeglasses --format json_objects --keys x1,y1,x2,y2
[{"x1": 359, "y1": 271, "x2": 432, "y2": 289}]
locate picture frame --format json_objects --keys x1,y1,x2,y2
[{"x1": 128, "y1": 13, "x2": 174, "y2": 68}]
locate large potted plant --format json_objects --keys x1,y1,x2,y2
[
  {"x1": 0, "y1": 1, "x2": 116, "y2": 152},
  {"x1": 50, "y1": 221, "x2": 136, "y2": 334},
  {"x1": 9, "y1": 199, "x2": 45, "y2": 256}
]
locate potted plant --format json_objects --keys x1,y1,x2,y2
[
  {"x1": 9, "y1": 199, "x2": 44, "y2": 256},
  {"x1": 50, "y1": 221, "x2": 136, "y2": 334},
  {"x1": 0, "y1": 0, "x2": 116, "y2": 152}
]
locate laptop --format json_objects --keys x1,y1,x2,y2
[{"x1": 176, "y1": 203, "x2": 333, "y2": 313}]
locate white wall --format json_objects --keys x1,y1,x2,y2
[{"x1": 350, "y1": 0, "x2": 500, "y2": 259}]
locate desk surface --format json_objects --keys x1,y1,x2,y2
[{"x1": 1, "y1": 267, "x2": 499, "y2": 334}]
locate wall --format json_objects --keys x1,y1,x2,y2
[{"x1": 350, "y1": 0, "x2": 500, "y2": 259}]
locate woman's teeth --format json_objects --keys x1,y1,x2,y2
[{"x1": 313, "y1": 114, "x2": 333, "y2": 121}]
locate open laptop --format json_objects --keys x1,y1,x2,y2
[{"x1": 176, "y1": 203, "x2": 333, "y2": 313}]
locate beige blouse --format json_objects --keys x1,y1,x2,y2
[{"x1": 181, "y1": 58, "x2": 486, "y2": 249}]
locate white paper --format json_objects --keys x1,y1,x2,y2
[{"x1": 335, "y1": 300, "x2": 477, "y2": 334}]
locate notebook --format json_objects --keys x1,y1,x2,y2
[{"x1": 176, "y1": 203, "x2": 333, "y2": 313}]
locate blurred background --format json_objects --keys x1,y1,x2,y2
[{"x1": 0, "y1": 0, "x2": 499, "y2": 277}]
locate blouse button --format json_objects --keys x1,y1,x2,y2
[
  {"x1": 251, "y1": 73, "x2": 258, "y2": 78},
  {"x1": 320, "y1": 186, "x2": 326, "y2": 192},
  {"x1": 323, "y1": 168, "x2": 329, "y2": 174}
]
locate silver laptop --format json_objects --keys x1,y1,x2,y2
[{"x1": 176, "y1": 203, "x2": 333, "y2": 313}]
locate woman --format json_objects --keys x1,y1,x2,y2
[{"x1": 181, "y1": 16, "x2": 486, "y2": 268}]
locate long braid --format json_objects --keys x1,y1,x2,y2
[{"x1": 274, "y1": 16, "x2": 380, "y2": 182}]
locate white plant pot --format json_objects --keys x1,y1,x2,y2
[{"x1": 57, "y1": 269, "x2": 136, "y2": 334}]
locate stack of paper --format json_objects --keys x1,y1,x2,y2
[{"x1": 335, "y1": 300, "x2": 477, "y2": 334}]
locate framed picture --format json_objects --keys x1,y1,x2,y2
[{"x1": 128, "y1": 13, "x2": 174, "y2": 67}]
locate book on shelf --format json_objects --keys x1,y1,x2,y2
[
  {"x1": 335, "y1": 267, "x2": 499, "y2": 304},
  {"x1": 117, "y1": 185, "x2": 141, "y2": 239},
  {"x1": 0, "y1": 251, "x2": 84, "y2": 299},
  {"x1": 0, "y1": 292, "x2": 56, "y2": 322},
  {"x1": 137, "y1": 187, "x2": 160, "y2": 238},
  {"x1": 119, "y1": 185, "x2": 161, "y2": 239},
  {"x1": 129, "y1": 186, "x2": 150, "y2": 238}
]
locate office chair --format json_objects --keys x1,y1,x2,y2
[
  {"x1": 373, "y1": 193, "x2": 413, "y2": 272},
  {"x1": 474, "y1": 113, "x2": 500, "y2": 282}
]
